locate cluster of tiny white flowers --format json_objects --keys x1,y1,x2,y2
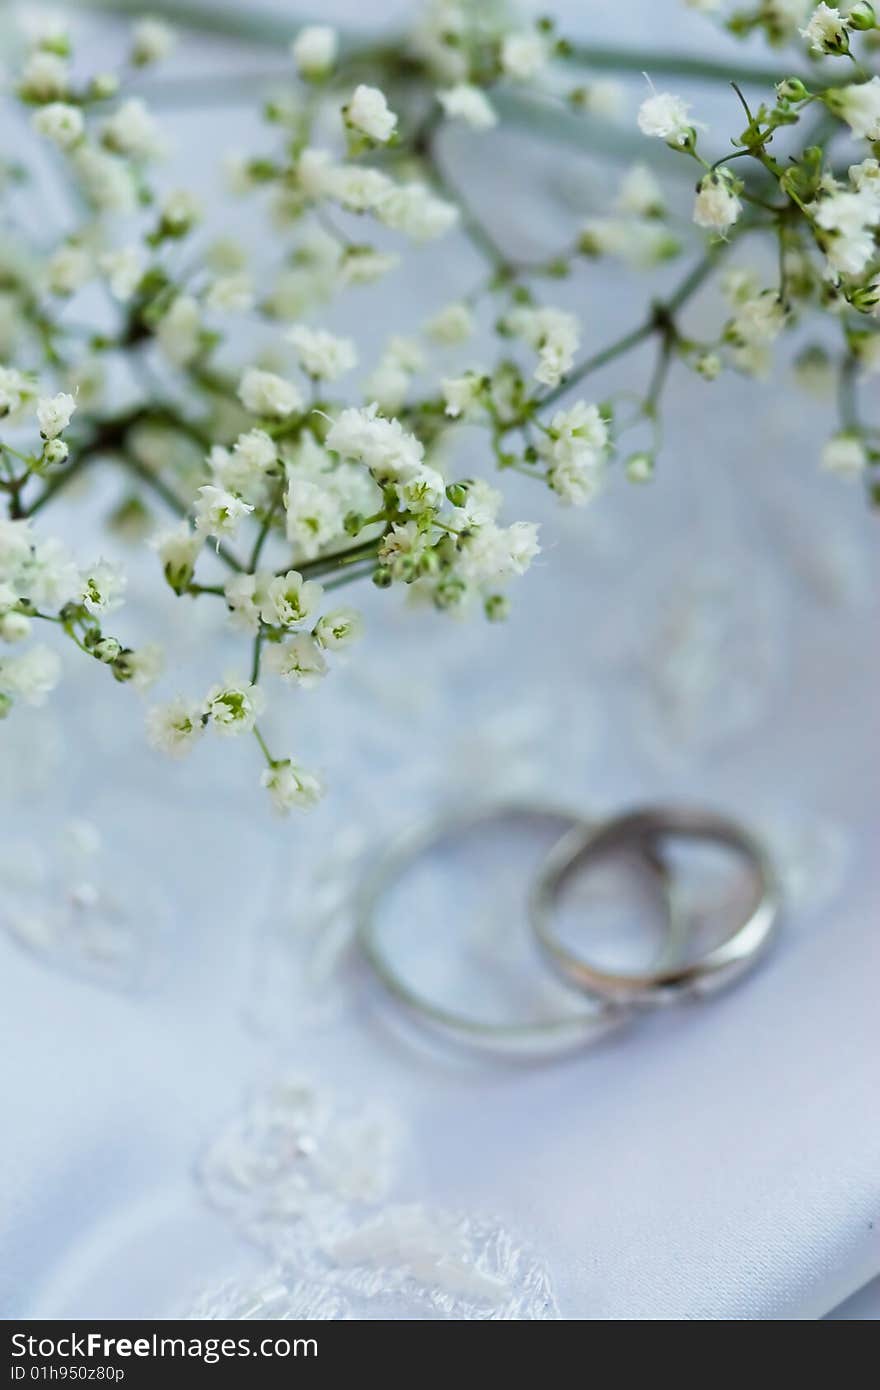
[{"x1": 3, "y1": 3, "x2": 880, "y2": 810}]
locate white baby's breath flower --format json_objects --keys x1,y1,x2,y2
[
  {"x1": 340, "y1": 246, "x2": 399, "y2": 285},
  {"x1": 343, "y1": 84, "x2": 397, "y2": 143},
  {"x1": 101, "y1": 98, "x2": 164, "y2": 161},
  {"x1": 146, "y1": 696, "x2": 204, "y2": 757},
  {"x1": 205, "y1": 272, "x2": 254, "y2": 313},
  {"x1": 548, "y1": 456, "x2": 605, "y2": 506},
  {"x1": 80, "y1": 559, "x2": 126, "y2": 615},
  {"x1": 326, "y1": 403, "x2": 424, "y2": 477},
  {"x1": 637, "y1": 90, "x2": 694, "y2": 145},
  {"x1": 160, "y1": 188, "x2": 201, "y2": 235},
  {"x1": 547, "y1": 401, "x2": 608, "y2": 464},
  {"x1": 98, "y1": 247, "x2": 144, "y2": 301},
  {"x1": 314, "y1": 607, "x2": 363, "y2": 650},
  {"x1": 261, "y1": 571, "x2": 324, "y2": 628},
  {"x1": 821, "y1": 432, "x2": 867, "y2": 477},
  {"x1": 507, "y1": 305, "x2": 580, "y2": 387},
  {"x1": 223, "y1": 571, "x2": 269, "y2": 633},
  {"x1": 156, "y1": 295, "x2": 201, "y2": 366},
  {"x1": 131, "y1": 17, "x2": 176, "y2": 65},
  {"x1": 287, "y1": 324, "x2": 358, "y2": 380},
  {"x1": 46, "y1": 244, "x2": 91, "y2": 297},
  {"x1": 72, "y1": 144, "x2": 137, "y2": 213},
  {"x1": 292, "y1": 25, "x2": 337, "y2": 79},
  {"x1": 238, "y1": 368, "x2": 303, "y2": 418},
  {"x1": 826, "y1": 77, "x2": 880, "y2": 141},
  {"x1": 457, "y1": 520, "x2": 541, "y2": 584},
  {"x1": 117, "y1": 643, "x2": 164, "y2": 691},
  {"x1": 438, "y1": 84, "x2": 497, "y2": 130},
  {"x1": 800, "y1": 4, "x2": 849, "y2": 54},
  {"x1": 500, "y1": 32, "x2": 547, "y2": 81},
  {"x1": 0, "y1": 645, "x2": 61, "y2": 706},
  {"x1": 693, "y1": 169, "x2": 742, "y2": 233},
  {"x1": 616, "y1": 164, "x2": 665, "y2": 217},
  {"x1": 152, "y1": 523, "x2": 201, "y2": 593},
  {"x1": 264, "y1": 632, "x2": 328, "y2": 687},
  {"x1": 19, "y1": 51, "x2": 69, "y2": 102},
  {"x1": 443, "y1": 371, "x2": 486, "y2": 419},
  {"x1": 193, "y1": 485, "x2": 253, "y2": 540},
  {"x1": 36, "y1": 391, "x2": 76, "y2": 439},
  {"x1": 204, "y1": 679, "x2": 264, "y2": 735},
  {"x1": 261, "y1": 760, "x2": 323, "y2": 813},
  {"x1": 425, "y1": 302, "x2": 475, "y2": 344},
  {"x1": 31, "y1": 102, "x2": 83, "y2": 149},
  {"x1": 376, "y1": 183, "x2": 459, "y2": 241}
]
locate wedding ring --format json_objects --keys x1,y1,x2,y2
[
  {"x1": 355, "y1": 801, "x2": 682, "y2": 1055},
  {"x1": 530, "y1": 804, "x2": 781, "y2": 1005}
]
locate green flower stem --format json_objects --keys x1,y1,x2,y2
[
  {"x1": 539, "y1": 247, "x2": 723, "y2": 411},
  {"x1": 253, "y1": 723, "x2": 276, "y2": 767},
  {"x1": 250, "y1": 629, "x2": 264, "y2": 684}
]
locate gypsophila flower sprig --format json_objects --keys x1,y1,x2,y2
[{"x1": 3, "y1": 2, "x2": 880, "y2": 810}]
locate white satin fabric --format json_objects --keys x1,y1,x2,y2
[{"x1": 0, "y1": 0, "x2": 877, "y2": 1319}]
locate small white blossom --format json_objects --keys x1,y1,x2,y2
[
  {"x1": 500, "y1": 32, "x2": 547, "y2": 81},
  {"x1": 19, "y1": 51, "x2": 69, "y2": 102},
  {"x1": 616, "y1": 164, "x2": 665, "y2": 217},
  {"x1": 101, "y1": 98, "x2": 164, "y2": 161},
  {"x1": 72, "y1": 144, "x2": 137, "y2": 213},
  {"x1": 238, "y1": 368, "x2": 303, "y2": 418},
  {"x1": 821, "y1": 432, "x2": 867, "y2": 477},
  {"x1": 0, "y1": 368, "x2": 35, "y2": 421},
  {"x1": 438, "y1": 84, "x2": 497, "y2": 130},
  {"x1": 193, "y1": 485, "x2": 253, "y2": 540},
  {"x1": 638, "y1": 90, "x2": 694, "y2": 145},
  {"x1": 264, "y1": 632, "x2": 328, "y2": 686},
  {"x1": 119, "y1": 643, "x2": 164, "y2": 691},
  {"x1": 131, "y1": 18, "x2": 176, "y2": 65},
  {"x1": 31, "y1": 102, "x2": 83, "y2": 149},
  {"x1": 546, "y1": 401, "x2": 609, "y2": 465},
  {"x1": 507, "y1": 305, "x2": 580, "y2": 387},
  {"x1": 146, "y1": 696, "x2": 204, "y2": 757},
  {"x1": 443, "y1": 372, "x2": 486, "y2": 419},
  {"x1": 292, "y1": 25, "x2": 337, "y2": 79},
  {"x1": 204, "y1": 679, "x2": 264, "y2": 735},
  {"x1": 376, "y1": 183, "x2": 459, "y2": 241},
  {"x1": 152, "y1": 523, "x2": 201, "y2": 592},
  {"x1": 425, "y1": 302, "x2": 475, "y2": 345},
  {"x1": 80, "y1": 559, "x2": 126, "y2": 615},
  {"x1": 693, "y1": 170, "x2": 742, "y2": 234},
  {"x1": 160, "y1": 188, "x2": 201, "y2": 234},
  {"x1": 326, "y1": 403, "x2": 424, "y2": 478},
  {"x1": 156, "y1": 295, "x2": 201, "y2": 366},
  {"x1": 800, "y1": 4, "x2": 850, "y2": 54},
  {"x1": 812, "y1": 188, "x2": 880, "y2": 275},
  {"x1": 548, "y1": 456, "x2": 605, "y2": 506},
  {"x1": 261, "y1": 760, "x2": 323, "y2": 813},
  {"x1": 223, "y1": 571, "x2": 270, "y2": 633},
  {"x1": 205, "y1": 272, "x2": 254, "y2": 313},
  {"x1": 46, "y1": 244, "x2": 92, "y2": 297},
  {"x1": 0, "y1": 645, "x2": 61, "y2": 706},
  {"x1": 340, "y1": 246, "x2": 399, "y2": 285},
  {"x1": 98, "y1": 247, "x2": 143, "y2": 301},
  {"x1": 457, "y1": 521, "x2": 541, "y2": 584},
  {"x1": 314, "y1": 606, "x2": 363, "y2": 650},
  {"x1": 827, "y1": 77, "x2": 880, "y2": 141},
  {"x1": 261, "y1": 571, "x2": 324, "y2": 628},
  {"x1": 287, "y1": 324, "x2": 358, "y2": 381},
  {"x1": 343, "y1": 84, "x2": 397, "y2": 143},
  {"x1": 36, "y1": 392, "x2": 76, "y2": 439}
]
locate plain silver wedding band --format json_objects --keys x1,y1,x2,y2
[
  {"x1": 354, "y1": 801, "x2": 681, "y2": 1055},
  {"x1": 530, "y1": 804, "x2": 781, "y2": 1005}
]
